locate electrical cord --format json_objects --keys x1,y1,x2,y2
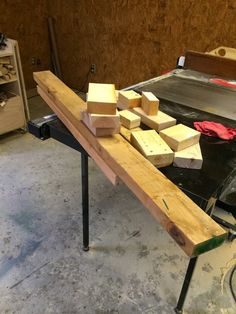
[{"x1": 229, "y1": 264, "x2": 236, "y2": 303}]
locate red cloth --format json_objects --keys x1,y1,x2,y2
[
  {"x1": 194, "y1": 121, "x2": 236, "y2": 140},
  {"x1": 209, "y1": 78, "x2": 236, "y2": 88}
]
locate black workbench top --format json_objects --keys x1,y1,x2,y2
[{"x1": 134, "y1": 83, "x2": 236, "y2": 208}]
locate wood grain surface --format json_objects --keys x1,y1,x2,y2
[
  {"x1": 2, "y1": 1, "x2": 236, "y2": 89},
  {"x1": 34, "y1": 71, "x2": 227, "y2": 257}
]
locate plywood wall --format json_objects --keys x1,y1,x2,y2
[
  {"x1": 0, "y1": 0, "x2": 50, "y2": 88},
  {"x1": 49, "y1": 0, "x2": 236, "y2": 90},
  {"x1": 1, "y1": 0, "x2": 236, "y2": 89}
]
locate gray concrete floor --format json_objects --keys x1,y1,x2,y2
[{"x1": 0, "y1": 96, "x2": 235, "y2": 314}]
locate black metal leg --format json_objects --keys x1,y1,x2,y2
[
  {"x1": 81, "y1": 153, "x2": 89, "y2": 251},
  {"x1": 174, "y1": 256, "x2": 198, "y2": 313}
]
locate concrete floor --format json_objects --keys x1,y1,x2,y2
[{"x1": 0, "y1": 96, "x2": 235, "y2": 314}]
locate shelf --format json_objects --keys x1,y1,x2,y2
[
  {"x1": 0, "y1": 52, "x2": 13, "y2": 58},
  {"x1": 0, "y1": 77, "x2": 17, "y2": 85},
  {"x1": 0, "y1": 38, "x2": 29, "y2": 135}
]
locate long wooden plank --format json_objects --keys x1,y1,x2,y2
[
  {"x1": 37, "y1": 86, "x2": 119, "y2": 186},
  {"x1": 34, "y1": 71, "x2": 227, "y2": 257}
]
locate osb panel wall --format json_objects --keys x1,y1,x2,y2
[
  {"x1": 0, "y1": 0, "x2": 50, "y2": 88},
  {"x1": 1, "y1": 0, "x2": 236, "y2": 90},
  {"x1": 49, "y1": 0, "x2": 236, "y2": 91}
]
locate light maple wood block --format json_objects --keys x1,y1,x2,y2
[
  {"x1": 120, "y1": 125, "x2": 142, "y2": 142},
  {"x1": 37, "y1": 87, "x2": 119, "y2": 186},
  {"x1": 117, "y1": 90, "x2": 141, "y2": 109},
  {"x1": 87, "y1": 83, "x2": 117, "y2": 115},
  {"x1": 142, "y1": 91, "x2": 159, "y2": 115},
  {"x1": 131, "y1": 130, "x2": 174, "y2": 168},
  {"x1": 89, "y1": 110, "x2": 120, "y2": 128},
  {"x1": 34, "y1": 71, "x2": 227, "y2": 257},
  {"x1": 173, "y1": 143, "x2": 203, "y2": 169},
  {"x1": 159, "y1": 124, "x2": 201, "y2": 152},
  {"x1": 119, "y1": 109, "x2": 141, "y2": 129},
  {"x1": 82, "y1": 111, "x2": 120, "y2": 137},
  {"x1": 133, "y1": 107, "x2": 176, "y2": 131}
]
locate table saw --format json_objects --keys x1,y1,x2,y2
[{"x1": 28, "y1": 51, "x2": 236, "y2": 313}]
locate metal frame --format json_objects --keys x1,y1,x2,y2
[
  {"x1": 81, "y1": 153, "x2": 89, "y2": 251},
  {"x1": 78, "y1": 144, "x2": 206, "y2": 314},
  {"x1": 27, "y1": 116, "x2": 234, "y2": 313},
  {"x1": 175, "y1": 256, "x2": 198, "y2": 313}
]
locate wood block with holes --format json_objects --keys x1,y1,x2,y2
[
  {"x1": 119, "y1": 110, "x2": 141, "y2": 129},
  {"x1": 87, "y1": 83, "x2": 117, "y2": 114},
  {"x1": 82, "y1": 111, "x2": 120, "y2": 136},
  {"x1": 120, "y1": 125, "x2": 142, "y2": 142},
  {"x1": 131, "y1": 130, "x2": 174, "y2": 167},
  {"x1": 89, "y1": 110, "x2": 120, "y2": 128},
  {"x1": 159, "y1": 124, "x2": 201, "y2": 152},
  {"x1": 133, "y1": 107, "x2": 176, "y2": 131},
  {"x1": 141, "y1": 91, "x2": 159, "y2": 115},
  {"x1": 117, "y1": 90, "x2": 141, "y2": 109},
  {"x1": 173, "y1": 143, "x2": 203, "y2": 169}
]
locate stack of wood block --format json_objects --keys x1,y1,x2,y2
[
  {"x1": 0, "y1": 56, "x2": 16, "y2": 82},
  {"x1": 117, "y1": 90, "x2": 176, "y2": 167},
  {"x1": 117, "y1": 90, "x2": 203, "y2": 169},
  {"x1": 82, "y1": 83, "x2": 120, "y2": 136},
  {"x1": 159, "y1": 124, "x2": 203, "y2": 169},
  {"x1": 117, "y1": 89, "x2": 178, "y2": 134},
  {"x1": 118, "y1": 109, "x2": 142, "y2": 142}
]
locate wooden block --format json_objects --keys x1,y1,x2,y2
[
  {"x1": 119, "y1": 110, "x2": 141, "y2": 129},
  {"x1": 120, "y1": 125, "x2": 142, "y2": 142},
  {"x1": 131, "y1": 130, "x2": 174, "y2": 167},
  {"x1": 37, "y1": 86, "x2": 119, "y2": 186},
  {"x1": 34, "y1": 71, "x2": 227, "y2": 257},
  {"x1": 141, "y1": 91, "x2": 159, "y2": 115},
  {"x1": 117, "y1": 90, "x2": 141, "y2": 109},
  {"x1": 115, "y1": 90, "x2": 119, "y2": 100},
  {"x1": 89, "y1": 110, "x2": 120, "y2": 128},
  {"x1": 82, "y1": 111, "x2": 120, "y2": 137},
  {"x1": 173, "y1": 143, "x2": 203, "y2": 169},
  {"x1": 133, "y1": 107, "x2": 176, "y2": 131},
  {"x1": 87, "y1": 83, "x2": 117, "y2": 115},
  {"x1": 159, "y1": 124, "x2": 201, "y2": 152}
]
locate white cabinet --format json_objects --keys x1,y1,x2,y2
[{"x1": 0, "y1": 38, "x2": 29, "y2": 135}]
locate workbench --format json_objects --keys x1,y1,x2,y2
[{"x1": 28, "y1": 53, "x2": 236, "y2": 313}]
